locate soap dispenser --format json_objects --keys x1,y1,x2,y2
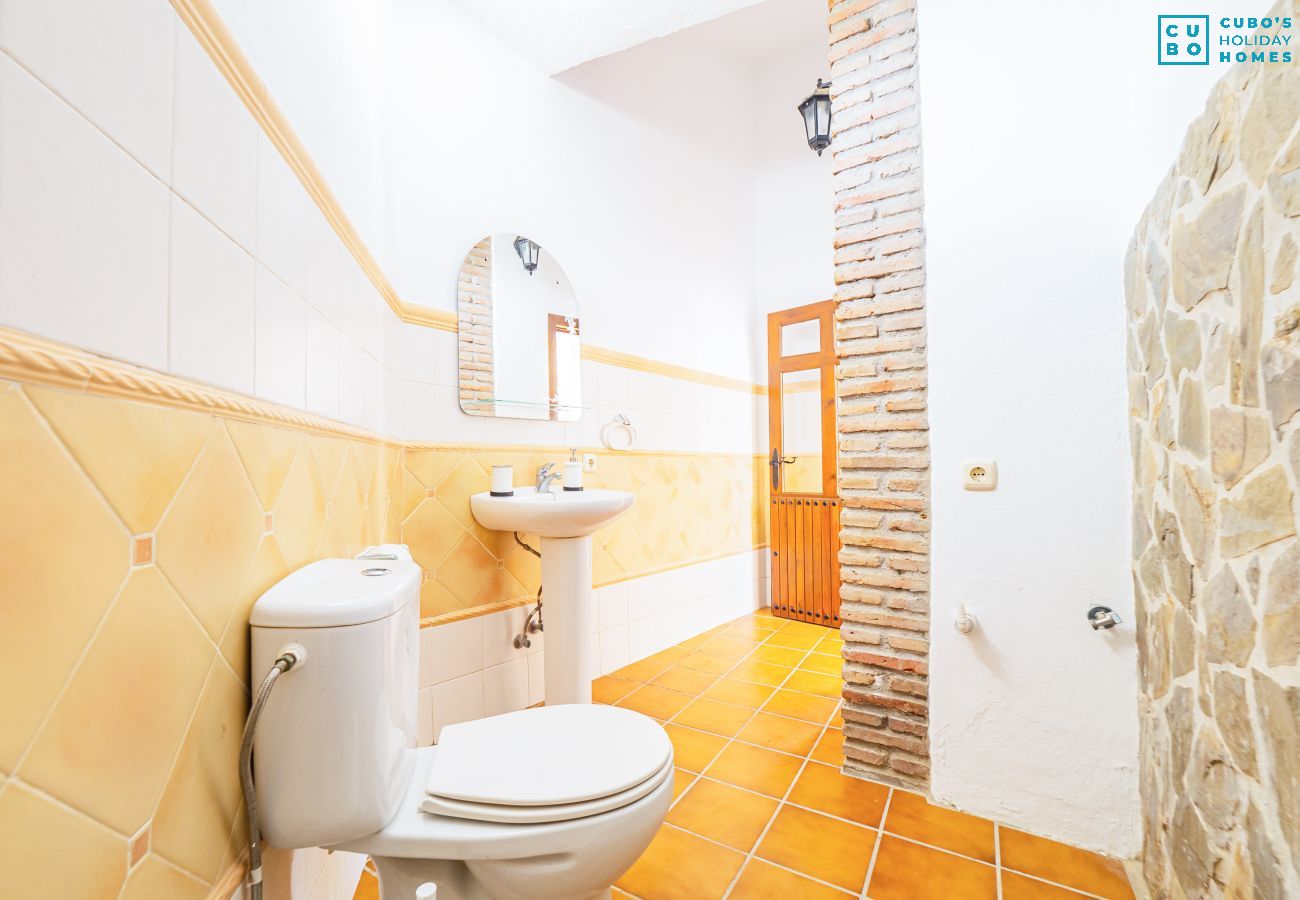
[{"x1": 563, "y1": 449, "x2": 583, "y2": 492}]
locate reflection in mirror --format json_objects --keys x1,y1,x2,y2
[
  {"x1": 457, "y1": 234, "x2": 581, "y2": 421},
  {"x1": 780, "y1": 369, "x2": 822, "y2": 492}
]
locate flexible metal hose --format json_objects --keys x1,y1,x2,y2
[{"x1": 240, "y1": 652, "x2": 297, "y2": 900}]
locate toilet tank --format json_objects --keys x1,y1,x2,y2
[{"x1": 250, "y1": 557, "x2": 421, "y2": 849}]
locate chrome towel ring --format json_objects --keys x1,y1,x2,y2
[{"x1": 601, "y1": 413, "x2": 637, "y2": 450}]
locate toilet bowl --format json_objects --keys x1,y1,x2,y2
[{"x1": 250, "y1": 554, "x2": 671, "y2": 900}]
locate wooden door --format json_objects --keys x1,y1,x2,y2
[{"x1": 767, "y1": 301, "x2": 840, "y2": 626}]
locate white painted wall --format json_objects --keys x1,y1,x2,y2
[
  {"x1": 752, "y1": 46, "x2": 836, "y2": 340},
  {"x1": 918, "y1": 0, "x2": 1266, "y2": 858}
]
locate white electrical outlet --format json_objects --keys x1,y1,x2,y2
[
  {"x1": 962, "y1": 459, "x2": 997, "y2": 491},
  {"x1": 582, "y1": 453, "x2": 597, "y2": 473}
]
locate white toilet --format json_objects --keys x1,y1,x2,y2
[{"x1": 250, "y1": 555, "x2": 672, "y2": 900}]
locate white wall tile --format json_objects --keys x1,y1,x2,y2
[
  {"x1": 0, "y1": 0, "x2": 175, "y2": 179},
  {"x1": 307, "y1": 848, "x2": 366, "y2": 900},
  {"x1": 432, "y1": 672, "x2": 484, "y2": 741},
  {"x1": 171, "y1": 24, "x2": 257, "y2": 251},
  {"x1": 399, "y1": 380, "x2": 438, "y2": 442},
  {"x1": 528, "y1": 651, "x2": 545, "y2": 706},
  {"x1": 598, "y1": 625, "x2": 629, "y2": 675},
  {"x1": 524, "y1": 417, "x2": 566, "y2": 448},
  {"x1": 254, "y1": 264, "x2": 306, "y2": 409},
  {"x1": 428, "y1": 385, "x2": 485, "y2": 444},
  {"x1": 0, "y1": 57, "x2": 169, "y2": 369},
  {"x1": 168, "y1": 198, "x2": 255, "y2": 393},
  {"x1": 417, "y1": 686, "x2": 434, "y2": 747},
  {"x1": 596, "y1": 583, "x2": 628, "y2": 633},
  {"x1": 596, "y1": 363, "x2": 627, "y2": 408},
  {"x1": 305, "y1": 308, "x2": 341, "y2": 419},
  {"x1": 337, "y1": 338, "x2": 369, "y2": 430},
  {"x1": 482, "y1": 606, "x2": 539, "y2": 668},
  {"x1": 483, "y1": 658, "x2": 529, "y2": 717},
  {"x1": 254, "y1": 133, "x2": 307, "y2": 295},
  {"x1": 482, "y1": 414, "x2": 529, "y2": 445},
  {"x1": 420, "y1": 615, "x2": 483, "y2": 686}
]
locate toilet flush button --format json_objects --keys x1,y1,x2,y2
[{"x1": 962, "y1": 459, "x2": 997, "y2": 491}]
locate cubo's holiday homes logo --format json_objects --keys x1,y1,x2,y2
[
  {"x1": 1158, "y1": 13, "x2": 1294, "y2": 65},
  {"x1": 1158, "y1": 15, "x2": 1210, "y2": 64}
]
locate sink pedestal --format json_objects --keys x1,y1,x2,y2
[
  {"x1": 540, "y1": 535, "x2": 593, "y2": 704},
  {"x1": 469, "y1": 486, "x2": 634, "y2": 708}
]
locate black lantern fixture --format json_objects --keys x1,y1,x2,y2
[
  {"x1": 798, "y1": 78, "x2": 833, "y2": 156},
  {"x1": 513, "y1": 236, "x2": 540, "y2": 275}
]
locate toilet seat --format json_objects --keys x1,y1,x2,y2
[{"x1": 420, "y1": 705, "x2": 672, "y2": 824}]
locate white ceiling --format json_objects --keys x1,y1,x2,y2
[
  {"x1": 672, "y1": 0, "x2": 830, "y2": 68},
  {"x1": 446, "y1": 0, "x2": 777, "y2": 74}
]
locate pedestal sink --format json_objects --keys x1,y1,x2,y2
[{"x1": 471, "y1": 486, "x2": 634, "y2": 704}]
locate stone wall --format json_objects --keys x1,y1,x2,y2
[
  {"x1": 1125, "y1": 27, "x2": 1300, "y2": 898},
  {"x1": 827, "y1": 0, "x2": 931, "y2": 789}
]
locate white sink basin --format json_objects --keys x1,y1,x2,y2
[{"x1": 470, "y1": 487, "x2": 634, "y2": 538}]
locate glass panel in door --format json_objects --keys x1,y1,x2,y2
[{"x1": 780, "y1": 369, "x2": 822, "y2": 493}]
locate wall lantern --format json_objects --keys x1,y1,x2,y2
[
  {"x1": 798, "y1": 78, "x2": 833, "y2": 156},
  {"x1": 513, "y1": 236, "x2": 540, "y2": 275}
]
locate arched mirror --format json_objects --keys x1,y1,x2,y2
[{"x1": 456, "y1": 234, "x2": 581, "y2": 421}]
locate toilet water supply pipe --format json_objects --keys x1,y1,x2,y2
[{"x1": 240, "y1": 644, "x2": 307, "y2": 900}]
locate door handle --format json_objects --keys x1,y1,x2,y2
[{"x1": 769, "y1": 448, "x2": 796, "y2": 491}]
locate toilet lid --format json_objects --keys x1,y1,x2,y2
[
  {"x1": 419, "y1": 756, "x2": 672, "y2": 824},
  {"x1": 424, "y1": 705, "x2": 672, "y2": 808}
]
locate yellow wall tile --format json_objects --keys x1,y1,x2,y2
[
  {"x1": 118, "y1": 855, "x2": 209, "y2": 900},
  {"x1": 0, "y1": 782, "x2": 127, "y2": 900},
  {"x1": 150, "y1": 658, "x2": 246, "y2": 882},
  {"x1": 225, "y1": 419, "x2": 304, "y2": 510},
  {"x1": 0, "y1": 389, "x2": 131, "y2": 771},
  {"x1": 27, "y1": 385, "x2": 209, "y2": 533},
  {"x1": 272, "y1": 443, "x2": 328, "y2": 569},
  {"x1": 154, "y1": 423, "x2": 265, "y2": 639},
  {"x1": 19, "y1": 567, "x2": 213, "y2": 836}
]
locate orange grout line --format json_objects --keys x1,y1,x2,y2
[
  {"x1": 859, "y1": 787, "x2": 892, "y2": 898},
  {"x1": 994, "y1": 821, "x2": 1003, "y2": 900}
]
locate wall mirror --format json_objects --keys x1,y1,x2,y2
[{"x1": 456, "y1": 234, "x2": 581, "y2": 421}]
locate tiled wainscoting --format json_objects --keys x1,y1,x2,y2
[{"x1": 416, "y1": 549, "x2": 770, "y2": 742}]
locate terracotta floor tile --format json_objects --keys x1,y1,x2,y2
[
  {"x1": 700, "y1": 636, "x2": 759, "y2": 657},
  {"x1": 800, "y1": 652, "x2": 842, "y2": 676},
  {"x1": 671, "y1": 768, "x2": 694, "y2": 801},
  {"x1": 730, "y1": 859, "x2": 852, "y2": 899},
  {"x1": 763, "y1": 689, "x2": 838, "y2": 724},
  {"x1": 867, "y1": 834, "x2": 997, "y2": 899},
  {"x1": 721, "y1": 623, "x2": 777, "y2": 641},
  {"x1": 611, "y1": 889, "x2": 635, "y2": 900},
  {"x1": 615, "y1": 685, "x2": 693, "y2": 720},
  {"x1": 786, "y1": 761, "x2": 888, "y2": 827},
  {"x1": 828, "y1": 706, "x2": 844, "y2": 728},
  {"x1": 650, "y1": 666, "x2": 720, "y2": 694},
  {"x1": 778, "y1": 620, "x2": 834, "y2": 637},
  {"x1": 677, "y1": 650, "x2": 738, "y2": 675},
  {"x1": 737, "y1": 712, "x2": 823, "y2": 757},
  {"x1": 783, "y1": 669, "x2": 843, "y2": 699},
  {"x1": 751, "y1": 610, "x2": 782, "y2": 626},
  {"x1": 705, "y1": 742, "x2": 803, "y2": 798},
  {"x1": 764, "y1": 630, "x2": 820, "y2": 650},
  {"x1": 352, "y1": 869, "x2": 380, "y2": 900},
  {"x1": 1002, "y1": 871, "x2": 1096, "y2": 899},
  {"x1": 701, "y1": 677, "x2": 777, "y2": 709},
  {"x1": 755, "y1": 804, "x2": 876, "y2": 891},
  {"x1": 814, "y1": 638, "x2": 843, "y2": 655},
  {"x1": 663, "y1": 723, "x2": 728, "y2": 773},
  {"x1": 613, "y1": 658, "x2": 673, "y2": 683},
  {"x1": 592, "y1": 675, "x2": 640, "y2": 704},
  {"x1": 884, "y1": 789, "x2": 995, "y2": 863},
  {"x1": 1000, "y1": 828, "x2": 1134, "y2": 898},
  {"x1": 810, "y1": 729, "x2": 842, "y2": 765},
  {"x1": 746, "y1": 644, "x2": 806, "y2": 667},
  {"x1": 729, "y1": 660, "x2": 794, "y2": 687},
  {"x1": 615, "y1": 824, "x2": 744, "y2": 900},
  {"x1": 666, "y1": 777, "x2": 779, "y2": 851},
  {"x1": 673, "y1": 698, "x2": 754, "y2": 737}
]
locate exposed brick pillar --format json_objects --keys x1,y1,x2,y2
[
  {"x1": 457, "y1": 236, "x2": 495, "y2": 406},
  {"x1": 827, "y1": 0, "x2": 930, "y2": 789}
]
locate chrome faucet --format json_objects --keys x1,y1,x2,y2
[{"x1": 536, "y1": 463, "x2": 561, "y2": 493}]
